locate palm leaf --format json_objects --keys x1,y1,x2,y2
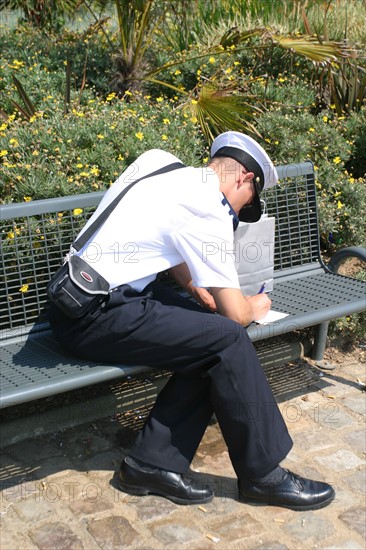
[
  {"x1": 272, "y1": 35, "x2": 351, "y2": 65},
  {"x1": 185, "y1": 84, "x2": 261, "y2": 142}
]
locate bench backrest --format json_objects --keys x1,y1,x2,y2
[{"x1": 1, "y1": 161, "x2": 319, "y2": 337}]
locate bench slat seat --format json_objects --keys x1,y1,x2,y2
[{"x1": 1, "y1": 271, "x2": 364, "y2": 408}]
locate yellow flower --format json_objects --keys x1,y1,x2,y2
[
  {"x1": 191, "y1": 99, "x2": 198, "y2": 105},
  {"x1": 156, "y1": 97, "x2": 164, "y2": 103},
  {"x1": 80, "y1": 171, "x2": 89, "y2": 177},
  {"x1": 76, "y1": 163, "x2": 83, "y2": 168},
  {"x1": 161, "y1": 135, "x2": 168, "y2": 141},
  {"x1": 97, "y1": 134, "x2": 105, "y2": 140},
  {"x1": 25, "y1": 164, "x2": 31, "y2": 170},
  {"x1": 7, "y1": 231, "x2": 15, "y2": 239},
  {"x1": 0, "y1": 150, "x2": 8, "y2": 157},
  {"x1": 135, "y1": 132, "x2": 144, "y2": 141},
  {"x1": 197, "y1": 69, "x2": 202, "y2": 75},
  {"x1": 209, "y1": 57, "x2": 215, "y2": 63},
  {"x1": 19, "y1": 284, "x2": 29, "y2": 293},
  {"x1": 337, "y1": 200, "x2": 344, "y2": 209},
  {"x1": 333, "y1": 156, "x2": 341, "y2": 164},
  {"x1": 190, "y1": 116, "x2": 198, "y2": 123},
  {"x1": 308, "y1": 127, "x2": 315, "y2": 132},
  {"x1": 163, "y1": 118, "x2": 170, "y2": 125},
  {"x1": 9, "y1": 138, "x2": 18, "y2": 146},
  {"x1": 118, "y1": 154, "x2": 124, "y2": 161},
  {"x1": 174, "y1": 70, "x2": 181, "y2": 75},
  {"x1": 90, "y1": 166, "x2": 100, "y2": 176},
  {"x1": 322, "y1": 116, "x2": 328, "y2": 123},
  {"x1": 32, "y1": 150, "x2": 39, "y2": 156},
  {"x1": 73, "y1": 208, "x2": 83, "y2": 216}
]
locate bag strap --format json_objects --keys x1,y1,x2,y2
[{"x1": 73, "y1": 161, "x2": 185, "y2": 251}]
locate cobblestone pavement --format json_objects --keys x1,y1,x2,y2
[{"x1": 1, "y1": 347, "x2": 365, "y2": 550}]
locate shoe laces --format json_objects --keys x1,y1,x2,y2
[{"x1": 285, "y1": 469, "x2": 304, "y2": 491}]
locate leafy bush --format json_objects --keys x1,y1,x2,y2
[{"x1": 256, "y1": 108, "x2": 366, "y2": 251}]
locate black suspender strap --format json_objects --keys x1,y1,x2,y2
[{"x1": 73, "y1": 161, "x2": 185, "y2": 251}]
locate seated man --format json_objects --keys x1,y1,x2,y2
[{"x1": 49, "y1": 131, "x2": 335, "y2": 510}]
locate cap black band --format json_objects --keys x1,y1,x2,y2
[{"x1": 211, "y1": 146, "x2": 264, "y2": 193}]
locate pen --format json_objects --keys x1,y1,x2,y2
[{"x1": 258, "y1": 282, "x2": 267, "y2": 294}]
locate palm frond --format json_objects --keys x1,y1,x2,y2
[
  {"x1": 272, "y1": 35, "x2": 351, "y2": 65},
  {"x1": 184, "y1": 84, "x2": 261, "y2": 142}
]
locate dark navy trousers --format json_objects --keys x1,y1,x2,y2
[{"x1": 49, "y1": 282, "x2": 292, "y2": 480}]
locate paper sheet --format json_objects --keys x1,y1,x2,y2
[{"x1": 255, "y1": 310, "x2": 289, "y2": 325}]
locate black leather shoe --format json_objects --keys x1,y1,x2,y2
[
  {"x1": 119, "y1": 457, "x2": 214, "y2": 505},
  {"x1": 238, "y1": 470, "x2": 335, "y2": 511}
]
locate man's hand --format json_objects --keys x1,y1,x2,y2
[
  {"x1": 168, "y1": 263, "x2": 217, "y2": 312},
  {"x1": 188, "y1": 285, "x2": 217, "y2": 312},
  {"x1": 246, "y1": 294, "x2": 271, "y2": 321}
]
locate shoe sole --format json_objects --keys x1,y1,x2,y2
[
  {"x1": 118, "y1": 481, "x2": 214, "y2": 505},
  {"x1": 239, "y1": 491, "x2": 335, "y2": 511}
]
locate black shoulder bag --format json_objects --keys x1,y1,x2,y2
[{"x1": 47, "y1": 162, "x2": 185, "y2": 319}]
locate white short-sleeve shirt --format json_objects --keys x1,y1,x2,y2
[{"x1": 76, "y1": 149, "x2": 240, "y2": 292}]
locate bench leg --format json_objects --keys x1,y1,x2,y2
[{"x1": 312, "y1": 322, "x2": 329, "y2": 361}]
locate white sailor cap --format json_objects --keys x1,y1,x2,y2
[{"x1": 211, "y1": 131, "x2": 278, "y2": 223}]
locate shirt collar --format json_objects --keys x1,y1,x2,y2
[{"x1": 221, "y1": 193, "x2": 239, "y2": 231}]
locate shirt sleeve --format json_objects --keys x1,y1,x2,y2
[{"x1": 170, "y1": 217, "x2": 240, "y2": 289}]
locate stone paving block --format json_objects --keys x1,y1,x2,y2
[
  {"x1": 24, "y1": 457, "x2": 75, "y2": 480},
  {"x1": 13, "y1": 493, "x2": 73, "y2": 523},
  {"x1": 343, "y1": 429, "x2": 366, "y2": 453},
  {"x1": 149, "y1": 518, "x2": 203, "y2": 545},
  {"x1": 0, "y1": 525, "x2": 38, "y2": 550},
  {"x1": 253, "y1": 542, "x2": 289, "y2": 550},
  {"x1": 6, "y1": 438, "x2": 64, "y2": 461},
  {"x1": 315, "y1": 449, "x2": 364, "y2": 471},
  {"x1": 342, "y1": 395, "x2": 366, "y2": 416},
  {"x1": 338, "y1": 506, "x2": 366, "y2": 539},
  {"x1": 324, "y1": 540, "x2": 364, "y2": 549},
  {"x1": 284, "y1": 511, "x2": 335, "y2": 544},
  {"x1": 134, "y1": 495, "x2": 178, "y2": 522},
  {"x1": 29, "y1": 521, "x2": 85, "y2": 550},
  {"x1": 291, "y1": 429, "x2": 337, "y2": 452},
  {"x1": 69, "y1": 494, "x2": 114, "y2": 516},
  {"x1": 342, "y1": 469, "x2": 366, "y2": 494},
  {"x1": 81, "y1": 449, "x2": 122, "y2": 472},
  {"x1": 61, "y1": 430, "x2": 112, "y2": 462},
  {"x1": 207, "y1": 512, "x2": 264, "y2": 543},
  {"x1": 0, "y1": 453, "x2": 42, "y2": 489},
  {"x1": 87, "y1": 515, "x2": 141, "y2": 548}
]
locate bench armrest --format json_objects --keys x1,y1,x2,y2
[{"x1": 327, "y1": 246, "x2": 366, "y2": 274}]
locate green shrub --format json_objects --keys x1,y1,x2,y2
[
  {"x1": 0, "y1": 91, "x2": 206, "y2": 202},
  {"x1": 256, "y1": 109, "x2": 366, "y2": 252}
]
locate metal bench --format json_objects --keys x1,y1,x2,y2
[{"x1": 1, "y1": 162, "x2": 365, "y2": 411}]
